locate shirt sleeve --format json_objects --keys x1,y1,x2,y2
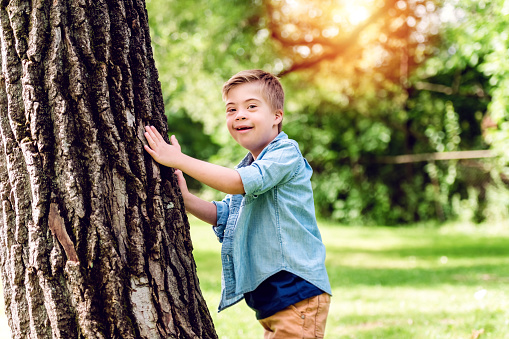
[
  {"x1": 236, "y1": 141, "x2": 302, "y2": 196},
  {"x1": 212, "y1": 195, "x2": 231, "y2": 243}
]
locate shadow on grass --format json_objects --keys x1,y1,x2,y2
[
  {"x1": 325, "y1": 231, "x2": 509, "y2": 288},
  {"x1": 326, "y1": 234, "x2": 509, "y2": 258},
  {"x1": 327, "y1": 263, "x2": 509, "y2": 288}
]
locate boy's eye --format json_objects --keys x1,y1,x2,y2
[
  {"x1": 248, "y1": 104, "x2": 256, "y2": 109},
  {"x1": 226, "y1": 108, "x2": 236, "y2": 114}
]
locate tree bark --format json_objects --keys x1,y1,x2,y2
[{"x1": 0, "y1": 0, "x2": 217, "y2": 338}]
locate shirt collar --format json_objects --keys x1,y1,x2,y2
[{"x1": 236, "y1": 132, "x2": 288, "y2": 169}]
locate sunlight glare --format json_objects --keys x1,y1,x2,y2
[
  {"x1": 344, "y1": 3, "x2": 370, "y2": 25},
  {"x1": 332, "y1": 0, "x2": 374, "y2": 28}
]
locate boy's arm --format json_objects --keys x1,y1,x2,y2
[
  {"x1": 174, "y1": 170, "x2": 217, "y2": 225},
  {"x1": 144, "y1": 126, "x2": 245, "y2": 195}
]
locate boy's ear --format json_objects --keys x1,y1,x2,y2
[{"x1": 274, "y1": 109, "x2": 284, "y2": 125}]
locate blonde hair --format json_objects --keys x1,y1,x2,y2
[{"x1": 222, "y1": 70, "x2": 284, "y2": 132}]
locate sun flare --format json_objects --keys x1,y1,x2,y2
[
  {"x1": 271, "y1": 0, "x2": 385, "y2": 64},
  {"x1": 343, "y1": 3, "x2": 371, "y2": 25},
  {"x1": 278, "y1": 0, "x2": 377, "y2": 33},
  {"x1": 331, "y1": 0, "x2": 376, "y2": 28}
]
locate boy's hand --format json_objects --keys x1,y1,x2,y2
[
  {"x1": 144, "y1": 126, "x2": 244, "y2": 195},
  {"x1": 144, "y1": 126, "x2": 182, "y2": 167},
  {"x1": 174, "y1": 169, "x2": 189, "y2": 196}
]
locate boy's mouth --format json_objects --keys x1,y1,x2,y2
[{"x1": 235, "y1": 126, "x2": 253, "y2": 131}]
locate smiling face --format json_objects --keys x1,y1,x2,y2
[{"x1": 225, "y1": 81, "x2": 283, "y2": 159}]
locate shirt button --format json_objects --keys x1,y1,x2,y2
[{"x1": 301, "y1": 315, "x2": 305, "y2": 319}]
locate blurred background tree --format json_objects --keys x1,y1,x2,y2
[{"x1": 146, "y1": 0, "x2": 509, "y2": 225}]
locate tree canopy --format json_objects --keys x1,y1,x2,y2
[{"x1": 146, "y1": 0, "x2": 509, "y2": 225}]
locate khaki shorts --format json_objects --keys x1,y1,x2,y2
[{"x1": 258, "y1": 293, "x2": 331, "y2": 339}]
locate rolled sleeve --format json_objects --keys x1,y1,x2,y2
[
  {"x1": 236, "y1": 141, "x2": 301, "y2": 196},
  {"x1": 212, "y1": 199, "x2": 229, "y2": 243},
  {"x1": 236, "y1": 165, "x2": 263, "y2": 195}
]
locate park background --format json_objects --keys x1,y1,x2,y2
[
  {"x1": 1, "y1": 0, "x2": 509, "y2": 337},
  {"x1": 145, "y1": 0, "x2": 509, "y2": 226}
]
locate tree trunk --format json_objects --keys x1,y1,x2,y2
[{"x1": 0, "y1": 0, "x2": 217, "y2": 338}]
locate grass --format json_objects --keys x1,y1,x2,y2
[
  {"x1": 191, "y1": 218, "x2": 509, "y2": 339},
  {"x1": 1, "y1": 219, "x2": 508, "y2": 338}
]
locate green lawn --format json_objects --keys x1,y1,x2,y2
[
  {"x1": 1, "y1": 219, "x2": 508, "y2": 338},
  {"x1": 191, "y1": 218, "x2": 509, "y2": 338}
]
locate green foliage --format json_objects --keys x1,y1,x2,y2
[
  {"x1": 280, "y1": 0, "x2": 509, "y2": 225},
  {"x1": 146, "y1": 0, "x2": 509, "y2": 225},
  {"x1": 413, "y1": 0, "x2": 509, "y2": 223},
  {"x1": 146, "y1": 0, "x2": 281, "y2": 194},
  {"x1": 146, "y1": 0, "x2": 279, "y2": 135}
]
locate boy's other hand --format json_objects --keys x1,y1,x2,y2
[
  {"x1": 144, "y1": 126, "x2": 182, "y2": 167},
  {"x1": 174, "y1": 169, "x2": 189, "y2": 196}
]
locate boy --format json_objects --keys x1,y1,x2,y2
[{"x1": 144, "y1": 70, "x2": 331, "y2": 338}]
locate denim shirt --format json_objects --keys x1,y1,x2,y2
[{"x1": 212, "y1": 132, "x2": 332, "y2": 312}]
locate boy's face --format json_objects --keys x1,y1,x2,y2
[{"x1": 225, "y1": 82, "x2": 283, "y2": 159}]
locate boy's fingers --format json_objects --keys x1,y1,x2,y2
[
  {"x1": 145, "y1": 126, "x2": 157, "y2": 139},
  {"x1": 145, "y1": 126, "x2": 165, "y2": 149},
  {"x1": 144, "y1": 132, "x2": 154, "y2": 147},
  {"x1": 174, "y1": 170, "x2": 187, "y2": 190},
  {"x1": 170, "y1": 135, "x2": 180, "y2": 148},
  {"x1": 145, "y1": 125, "x2": 154, "y2": 136},
  {"x1": 145, "y1": 135, "x2": 158, "y2": 152},
  {"x1": 151, "y1": 126, "x2": 164, "y2": 142},
  {"x1": 144, "y1": 144, "x2": 154, "y2": 155},
  {"x1": 146, "y1": 126, "x2": 173, "y2": 146},
  {"x1": 174, "y1": 169, "x2": 184, "y2": 179},
  {"x1": 144, "y1": 126, "x2": 155, "y2": 142}
]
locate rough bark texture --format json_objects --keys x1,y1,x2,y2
[{"x1": 0, "y1": 0, "x2": 217, "y2": 338}]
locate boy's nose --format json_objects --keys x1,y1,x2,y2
[{"x1": 235, "y1": 111, "x2": 247, "y2": 120}]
